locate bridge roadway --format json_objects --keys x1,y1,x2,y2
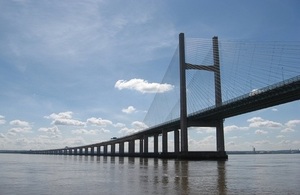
[{"x1": 33, "y1": 76, "x2": 300, "y2": 160}]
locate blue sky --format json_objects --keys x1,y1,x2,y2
[{"x1": 0, "y1": 0, "x2": 299, "y2": 151}]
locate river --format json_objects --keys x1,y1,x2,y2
[{"x1": 0, "y1": 153, "x2": 299, "y2": 195}]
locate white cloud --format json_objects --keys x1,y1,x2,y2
[
  {"x1": 226, "y1": 141, "x2": 235, "y2": 146},
  {"x1": 255, "y1": 129, "x2": 268, "y2": 135},
  {"x1": 247, "y1": 117, "x2": 282, "y2": 128},
  {"x1": 52, "y1": 118, "x2": 85, "y2": 126},
  {"x1": 122, "y1": 106, "x2": 136, "y2": 114},
  {"x1": 278, "y1": 119, "x2": 300, "y2": 133},
  {"x1": 72, "y1": 129, "x2": 98, "y2": 135},
  {"x1": 118, "y1": 121, "x2": 148, "y2": 135},
  {"x1": 0, "y1": 115, "x2": 6, "y2": 125},
  {"x1": 45, "y1": 112, "x2": 85, "y2": 126},
  {"x1": 285, "y1": 120, "x2": 300, "y2": 127},
  {"x1": 63, "y1": 137, "x2": 86, "y2": 147},
  {"x1": 255, "y1": 140, "x2": 271, "y2": 145},
  {"x1": 38, "y1": 126, "x2": 61, "y2": 137},
  {"x1": 71, "y1": 128, "x2": 110, "y2": 135},
  {"x1": 118, "y1": 127, "x2": 138, "y2": 135},
  {"x1": 113, "y1": 123, "x2": 126, "y2": 128},
  {"x1": 276, "y1": 135, "x2": 285, "y2": 139},
  {"x1": 8, "y1": 127, "x2": 32, "y2": 136},
  {"x1": 281, "y1": 128, "x2": 295, "y2": 133},
  {"x1": 131, "y1": 121, "x2": 148, "y2": 130},
  {"x1": 44, "y1": 111, "x2": 73, "y2": 120},
  {"x1": 0, "y1": 133, "x2": 6, "y2": 139},
  {"x1": 188, "y1": 136, "x2": 216, "y2": 151},
  {"x1": 225, "y1": 125, "x2": 249, "y2": 133},
  {"x1": 9, "y1": 119, "x2": 30, "y2": 127},
  {"x1": 99, "y1": 128, "x2": 110, "y2": 133},
  {"x1": 86, "y1": 117, "x2": 113, "y2": 127},
  {"x1": 194, "y1": 127, "x2": 215, "y2": 134},
  {"x1": 279, "y1": 140, "x2": 291, "y2": 145},
  {"x1": 115, "y1": 78, "x2": 174, "y2": 93}
]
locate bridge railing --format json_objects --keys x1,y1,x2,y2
[{"x1": 188, "y1": 75, "x2": 300, "y2": 118}]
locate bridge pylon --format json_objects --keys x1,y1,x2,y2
[{"x1": 179, "y1": 33, "x2": 225, "y2": 154}]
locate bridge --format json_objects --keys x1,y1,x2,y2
[{"x1": 29, "y1": 33, "x2": 300, "y2": 160}]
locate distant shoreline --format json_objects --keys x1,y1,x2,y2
[{"x1": 227, "y1": 149, "x2": 300, "y2": 155}]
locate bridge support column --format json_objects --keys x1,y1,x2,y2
[
  {"x1": 162, "y1": 130, "x2": 168, "y2": 154},
  {"x1": 212, "y1": 36, "x2": 225, "y2": 153},
  {"x1": 103, "y1": 145, "x2": 107, "y2": 155},
  {"x1": 129, "y1": 140, "x2": 135, "y2": 154},
  {"x1": 97, "y1": 146, "x2": 100, "y2": 155},
  {"x1": 85, "y1": 147, "x2": 89, "y2": 155},
  {"x1": 144, "y1": 135, "x2": 148, "y2": 154},
  {"x1": 179, "y1": 33, "x2": 188, "y2": 154},
  {"x1": 111, "y1": 144, "x2": 115, "y2": 155},
  {"x1": 154, "y1": 134, "x2": 159, "y2": 155},
  {"x1": 119, "y1": 142, "x2": 124, "y2": 154},
  {"x1": 139, "y1": 138, "x2": 144, "y2": 154},
  {"x1": 91, "y1": 147, "x2": 94, "y2": 155},
  {"x1": 174, "y1": 129, "x2": 180, "y2": 154},
  {"x1": 216, "y1": 120, "x2": 225, "y2": 152},
  {"x1": 79, "y1": 148, "x2": 83, "y2": 155}
]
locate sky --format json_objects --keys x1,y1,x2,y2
[{"x1": 0, "y1": 0, "x2": 299, "y2": 151}]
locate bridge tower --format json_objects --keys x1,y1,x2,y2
[{"x1": 179, "y1": 33, "x2": 225, "y2": 153}]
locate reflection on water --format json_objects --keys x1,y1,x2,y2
[
  {"x1": 0, "y1": 154, "x2": 299, "y2": 195},
  {"x1": 54, "y1": 155, "x2": 228, "y2": 194}
]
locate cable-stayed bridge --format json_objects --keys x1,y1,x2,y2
[{"x1": 30, "y1": 33, "x2": 300, "y2": 160}]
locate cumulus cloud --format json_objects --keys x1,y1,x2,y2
[
  {"x1": 0, "y1": 133, "x2": 6, "y2": 139},
  {"x1": 118, "y1": 121, "x2": 148, "y2": 135},
  {"x1": 225, "y1": 125, "x2": 249, "y2": 133},
  {"x1": 281, "y1": 128, "x2": 295, "y2": 133},
  {"x1": 86, "y1": 117, "x2": 113, "y2": 127},
  {"x1": 113, "y1": 123, "x2": 126, "y2": 128},
  {"x1": 71, "y1": 128, "x2": 110, "y2": 135},
  {"x1": 279, "y1": 140, "x2": 291, "y2": 145},
  {"x1": 118, "y1": 127, "x2": 139, "y2": 135},
  {"x1": 115, "y1": 78, "x2": 174, "y2": 93},
  {"x1": 193, "y1": 127, "x2": 215, "y2": 134},
  {"x1": 255, "y1": 129, "x2": 268, "y2": 135},
  {"x1": 279, "y1": 119, "x2": 300, "y2": 133},
  {"x1": 188, "y1": 136, "x2": 216, "y2": 151},
  {"x1": 8, "y1": 127, "x2": 32, "y2": 136},
  {"x1": 276, "y1": 135, "x2": 285, "y2": 139},
  {"x1": 285, "y1": 120, "x2": 300, "y2": 127},
  {"x1": 132, "y1": 121, "x2": 148, "y2": 130},
  {"x1": 255, "y1": 140, "x2": 271, "y2": 145},
  {"x1": 63, "y1": 137, "x2": 86, "y2": 147},
  {"x1": 9, "y1": 120, "x2": 30, "y2": 127},
  {"x1": 0, "y1": 115, "x2": 6, "y2": 125},
  {"x1": 226, "y1": 141, "x2": 235, "y2": 146},
  {"x1": 45, "y1": 111, "x2": 85, "y2": 126},
  {"x1": 247, "y1": 117, "x2": 282, "y2": 128},
  {"x1": 44, "y1": 111, "x2": 73, "y2": 120},
  {"x1": 38, "y1": 126, "x2": 61, "y2": 137},
  {"x1": 72, "y1": 129, "x2": 98, "y2": 135},
  {"x1": 122, "y1": 106, "x2": 136, "y2": 114},
  {"x1": 52, "y1": 118, "x2": 85, "y2": 126}
]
